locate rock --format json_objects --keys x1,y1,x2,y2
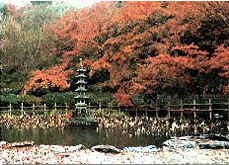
[
  {"x1": 0, "y1": 141, "x2": 7, "y2": 146},
  {"x1": 198, "y1": 140, "x2": 229, "y2": 149},
  {"x1": 163, "y1": 134, "x2": 229, "y2": 150},
  {"x1": 123, "y1": 145, "x2": 159, "y2": 153},
  {"x1": 206, "y1": 134, "x2": 229, "y2": 141},
  {"x1": 39, "y1": 145, "x2": 50, "y2": 151},
  {"x1": 66, "y1": 144, "x2": 85, "y2": 152},
  {"x1": 163, "y1": 139, "x2": 197, "y2": 149},
  {"x1": 91, "y1": 145, "x2": 122, "y2": 153},
  {"x1": 11, "y1": 141, "x2": 35, "y2": 147},
  {"x1": 0, "y1": 158, "x2": 6, "y2": 164},
  {"x1": 49, "y1": 145, "x2": 66, "y2": 153}
]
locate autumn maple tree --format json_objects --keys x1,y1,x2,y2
[
  {"x1": 24, "y1": 62, "x2": 73, "y2": 95},
  {"x1": 21, "y1": 1, "x2": 229, "y2": 105}
]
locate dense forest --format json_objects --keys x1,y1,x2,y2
[{"x1": 1, "y1": 1, "x2": 229, "y2": 106}]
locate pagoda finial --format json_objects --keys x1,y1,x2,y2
[{"x1": 80, "y1": 58, "x2": 83, "y2": 67}]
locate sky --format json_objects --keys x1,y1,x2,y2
[{"x1": 0, "y1": 0, "x2": 102, "y2": 8}]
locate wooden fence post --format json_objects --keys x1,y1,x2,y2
[
  {"x1": 88, "y1": 102, "x2": 91, "y2": 112},
  {"x1": 21, "y1": 102, "x2": 24, "y2": 116},
  {"x1": 227, "y1": 97, "x2": 229, "y2": 120},
  {"x1": 209, "y1": 98, "x2": 212, "y2": 120},
  {"x1": 108, "y1": 103, "x2": 111, "y2": 116},
  {"x1": 32, "y1": 104, "x2": 35, "y2": 115},
  {"x1": 145, "y1": 105, "x2": 148, "y2": 117},
  {"x1": 193, "y1": 97, "x2": 196, "y2": 119},
  {"x1": 156, "y1": 98, "x2": 158, "y2": 118},
  {"x1": 135, "y1": 106, "x2": 138, "y2": 117},
  {"x1": 65, "y1": 103, "x2": 68, "y2": 111},
  {"x1": 99, "y1": 102, "x2": 102, "y2": 111},
  {"x1": 180, "y1": 99, "x2": 183, "y2": 119},
  {"x1": 9, "y1": 103, "x2": 12, "y2": 116},
  {"x1": 168, "y1": 98, "x2": 171, "y2": 119},
  {"x1": 88, "y1": 102, "x2": 91, "y2": 116}
]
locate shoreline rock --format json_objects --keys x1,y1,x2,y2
[{"x1": 163, "y1": 134, "x2": 229, "y2": 149}]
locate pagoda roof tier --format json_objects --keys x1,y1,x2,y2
[
  {"x1": 76, "y1": 74, "x2": 87, "y2": 78},
  {"x1": 75, "y1": 87, "x2": 87, "y2": 92},
  {"x1": 74, "y1": 95, "x2": 89, "y2": 99},
  {"x1": 77, "y1": 68, "x2": 86, "y2": 72},
  {"x1": 75, "y1": 102, "x2": 87, "y2": 107},
  {"x1": 76, "y1": 80, "x2": 87, "y2": 84}
]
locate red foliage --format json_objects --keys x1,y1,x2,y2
[
  {"x1": 65, "y1": 111, "x2": 73, "y2": 119},
  {"x1": 24, "y1": 63, "x2": 73, "y2": 95},
  {"x1": 24, "y1": 1, "x2": 229, "y2": 104},
  {"x1": 113, "y1": 82, "x2": 132, "y2": 106},
  {"x1": 131, "y1": 54, "x2": 191, "y2": 95},
  {"x1": 208, "y1": 46, "x2": 229, "y2": 94}
]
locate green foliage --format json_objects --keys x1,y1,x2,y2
[
  {"x1": 23, "y1": 95, "x2": 42, "y2": 105},
  {"x1": 0, "y1": 2, "x2": 6, "y2": 14},
  {"x1": 41, "y1": 92, "x2": 75, "y2": 106},
  {"x1": 88, "y1": 90, "x2": 117, "y2": 106},
  {"x1": 0, "y1": 94, "x2": 23, "y2": 105},
  {"x1": 0, "y1": 3, "x2": 76, "y2": 93},
  {"x1": 23, "y1": 2, "x2": 76, "y2": 28},
  {"x1": 0, "y1": 94, "x2": 42, "y2": 106},
  {"x1": 131, "y1": 95, "x2": 145, "y2": 105}
]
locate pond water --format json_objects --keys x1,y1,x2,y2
[{"x1": 1, "y1": 127, "x2": 169, "y2": 147}]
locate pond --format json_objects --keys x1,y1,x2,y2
[{"x1": 1, "y1": 127, "x2": 170, "y2": 147}]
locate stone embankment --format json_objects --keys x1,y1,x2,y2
[{"x1": 1, "y1": 134, "x2": 229, "y2": 164}]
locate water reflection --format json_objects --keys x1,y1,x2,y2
[{"x1": 1, "y1": 127, "x2": 168, "y2": 147}]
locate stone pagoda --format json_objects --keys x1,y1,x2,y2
[{"x1": 74, "y1": 58, "x2": 89, "y2": 108}]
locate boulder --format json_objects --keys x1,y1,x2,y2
[
  {"x1": 205, "y1": 134, "x2": 229, "y2": 142},
  {"x1": 163, "y1": 138, "x2": 197, "y2": 149},
  {"x1": 11, "y1": 141, "x2": 34, "y2": 147},
  {"x1": 49, "y1": 145, "x2": 66, "y2": 153},
  {"x1": 66, "y1": 144, "x2": 85, "y2": 152},
  {"x1": 91, "y1": 145, "x2": 122, "y2": 153},
  {"x1": 0, "y1": 141, "x2": 7, "y2": 146},
  {"x1": 198, "y1": 140, "x2": 229, "y2": 149},
  {"x1": 163, "y1": 134, "x2": 229, "y2": 150},
  {"x1": 123, "y1": 145, "x2": 159, "y2": 153}
]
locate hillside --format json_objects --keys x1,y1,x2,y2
[{"x1": 1, "y1": 1, "x2": 229, "y2": 105}]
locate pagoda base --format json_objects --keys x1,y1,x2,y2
[
  {"x1": 75, "y1": 103, "x2": 87, "y2": 107},
  {"x1": 71, "y1": 104, "x2": 88, "y2": 118}
]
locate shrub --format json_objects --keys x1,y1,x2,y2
[
  {"x1": 41, "y1": 92, "x2": 75, "y2": 106},
  {"x1": 0, "y1": 94, "x2": 23, "y2": 106}
]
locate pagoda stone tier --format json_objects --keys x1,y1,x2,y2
[{"x1": 74, "y1": 58, "x2": 89, "y2": 107}]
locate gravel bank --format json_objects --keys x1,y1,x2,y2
[{"x1": 0, "y1": 144, "x2": 229, "y2": 164}]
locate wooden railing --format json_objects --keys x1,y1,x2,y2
[{"x1": 0, "y1": 95, "x2": 229, "y2": 119}]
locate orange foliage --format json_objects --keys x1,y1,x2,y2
[
  {"x1": 131, "y1": 54, "x2": 191, "y2": 95},
  {"x1": 24, "y1": 1, "x2": 229, "y2": 103},
  {"x1": 24, "y1": 63, "x2": 73, "y2": 95},
  {"x1": 113, "y1": 82, "x2": 132, "y2": 106},
  {"x1": 65, "y1": 111, "x2": 73, "y2": 119},
  {"x1": 208, "y1": 46, "x2": 229, "y2": 94}
]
